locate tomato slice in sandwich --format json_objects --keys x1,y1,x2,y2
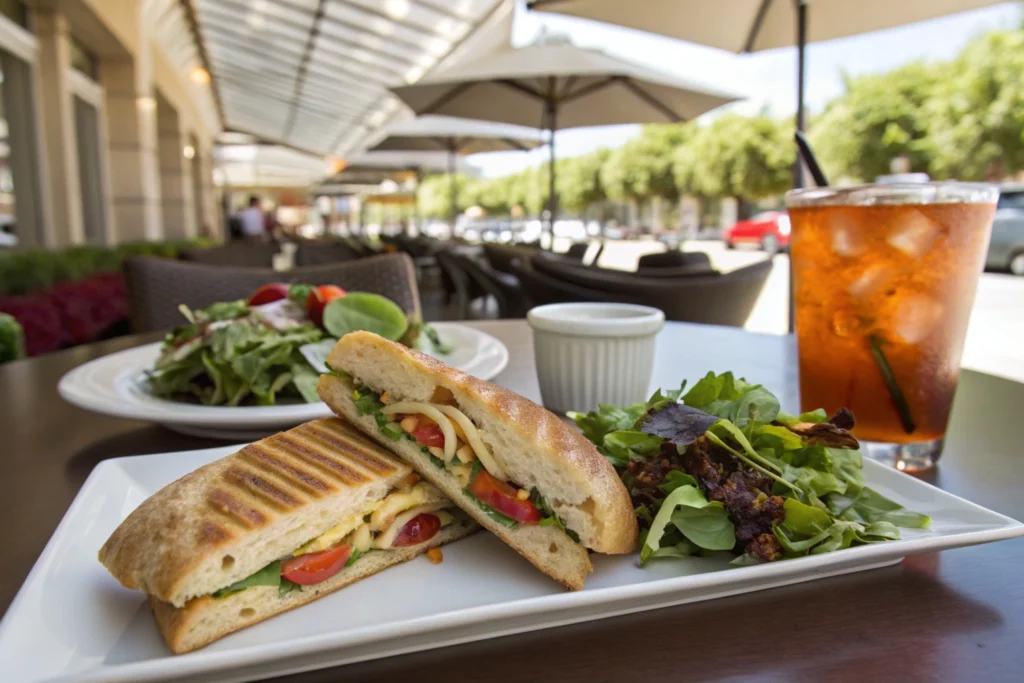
[
  {"x1": 392, "y1": 513, "x2": 442, "y2": 547},
  {"x1": 469, "y1": 467, "x2": 541, "y2": 524},
  {"x1": 280, "y1": 545, "x2": 352, "y2": 585}
]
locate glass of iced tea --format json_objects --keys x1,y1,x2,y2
[{"x1": 786, "y1": 183, "x2": 998, "y2": 471}]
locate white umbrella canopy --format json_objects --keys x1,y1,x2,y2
[
  {"x1": 527, "y1": 0, "x2": 1004, "y2": 52},
  {"x1": 392, "y1": 41, "x2": 740, "y2": 130},
  {"x1": 391, "y1": 39, "x2": 741, "y2": 233},
  {"x1": 367, "y1": 116, "x2": 545, "y2": 224},
  {"x1": 367, "y1": 116, "x2": 546, "y2": 155}
]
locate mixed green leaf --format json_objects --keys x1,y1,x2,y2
[
  {"x1": 570, "y1": 371, "x2": 930, "y2": 566},
  {"x1": 149, "y1": 302, "x2": 323, "y2": 406}
]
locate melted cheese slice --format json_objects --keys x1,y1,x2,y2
[
  {"x1": 296, "y1": 483, "x2": 454, "y2": 556},
  {"x1": 381, "y1": 401, "x2": 509, "y2": 481}
]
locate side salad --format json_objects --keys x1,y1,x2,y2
[
  {"x1": 148, "y1": 283, "x2": 448, "y2": 406},
  {"x1": 570, "y1": 371, "x2": 930, "y2": 565}
]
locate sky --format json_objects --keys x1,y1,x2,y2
[{"x1": 465, "y1": 1, "x2": 1023, "y2": 178}]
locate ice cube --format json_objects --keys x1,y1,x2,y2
[
  {"x1": 830, "y1": 213, "x2": 866, "y2": 257},
  {"x1": 831, "y1": 309, "x2": 869, "y2": 337},
  {"x1": 887, "y1": 209, "x2": 940, "y2": 258},
  {"x1": 847, "y1": 264, "x2": 891, "y2": 300},
  {"x1": 893, "y1": 294, "x2": 944, "y2": 344}
]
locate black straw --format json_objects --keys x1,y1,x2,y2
[
  {"x1": 794, "y1": 131, "x2": 829, "y2": 187},
  {"x1": 792, "y1": 132, "x2": 917, "y2": 435}
]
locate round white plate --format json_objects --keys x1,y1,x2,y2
[{"x1": 58, "y1": 323, "x2": 509, "y2": 440}]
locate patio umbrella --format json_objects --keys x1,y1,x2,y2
[
  {"x1": 367, "y1": 116, "x2": 545, "y2": 228},
  {"x1": 391, "y1": 39, "x2": 740, "y2": 241},
  {"x1": 528, "y1": 0, "x2": 1003, "y2": 160}
]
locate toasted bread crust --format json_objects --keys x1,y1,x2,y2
[
  {"x1": 321, "y1": 331, "x2": 638, "y2": 555},
  {"x1": 99, "y1": 418, "x2": 409, "y2": 606},
  {"x1": 321, "y1": 377, "x2": 592, "y2": 589},
  {"x1": 150, "y1": 519, "x2": 477, "y2": 653}
]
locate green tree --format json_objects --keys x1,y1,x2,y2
[
  {"x1": 558, "y1": 149, "x2": 609, "y2": 214},
  {"x1": 807, "y1": 62, "x2": 939, "y2": 182},
  {"x1": 923, "y1": 29, "x2": 1024, "y2": 181},
  {"x1": 675, "y1": 114, "x2": 794, "y2": 210},
  {"x1": 415, "y1": 173, "x2": 474, "y2": 218}
]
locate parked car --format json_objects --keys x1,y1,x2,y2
[
  {"x1": 722, "y1": 211, "x2": 790, "y2": 253},
  {"x1": 987, "y1": 185, "x2": 1024, "y2": 276}
]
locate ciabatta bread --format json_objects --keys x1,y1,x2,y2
[
  {"x1": 99, "y1": 419, "x2": 412, "y2": 608},
  {"x1": 318, "y1": 331, "x2": 638, "y2": 590},
  {"x1": 150, "y1": 518, "x2": 476, "y2": 653}
]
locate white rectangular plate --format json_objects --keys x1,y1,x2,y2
[{"x1": 1, "y1": 446, "x2": 1021, "y2": 683}]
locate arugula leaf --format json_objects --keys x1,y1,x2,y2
[
  {"x1": 324, "y1": 361, "x2": 350, "y2": 379},
  {"x1": 213, "y1": 561, "x2": 282, "y2": 598},
  {"x1": 658, "y1": 470, "x2": 698, "y2": 495},
  {"x1": 291, "y1": 363, "x2": 321, "y2": 403},
  {"x1": 462, "y1": 487, "x2": 518, "y2": 528},
  {"x1": 279, "y1": 578, "x2": 302, "y2": 598},
  {"x1": 827, "y1": 484, "x2": 931, "y2": 528},
  {"x1": 729, "y1": 387, "x2": 781, "y2": 427},
  {"x1": 602, "y1": 430, "x2": 664, "y2": 466},
  {"x1": 642, "y1": 484, "x2": 736, "y2": 562},
  {"x1": 346, "y1": 549, "x2": 365, "y2": 567},
  {"x1": 568, "y1": 403, "x2": 647, "y2": 445},
  {"x1": 288, "y1": 283, "x2": 314, "y2": 305},
  {"x1": 798, "y1": 409, "x2": 829, "y2": 423},
  {"x1": 531, "y1": 488, "x2": 581, "y2": 542},
  {"x1": 671, "y1": 502, "x2": 736, "y2": 551}
]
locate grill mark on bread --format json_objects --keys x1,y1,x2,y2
[
  {"x1": 207, "y1": 488, "x2": 267, "y2": 528},
  {"x1": 222, "y1": 466, "x2": 302, "y2": 511},
  {"x1": 297, "y1": 422, "x2": 398, "y2": 476},
  {"x1": 239, "y1": 444, "x2": 335, "y2": 496},
  {"x1": 274, "y1": 434, "x2": 372, "y2": 484}
]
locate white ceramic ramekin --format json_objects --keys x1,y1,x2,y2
[{"x1": 527, "y1": 303, "x2": 665, "y2": 414}]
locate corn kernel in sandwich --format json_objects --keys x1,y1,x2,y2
[
  {"x1": 516, "y1": 488, "x2": 530, "y2": 500},
  {"x1": 456, "y1": 443, "x2": 476, "y2": 462},
  {"x1": 380, "y1": 391, "x2": 392, "y2": 404},
  {"x1": 400, "y1": 416, "x2": 419, "y2": 432}
]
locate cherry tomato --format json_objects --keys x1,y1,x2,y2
[
  {"x1": 392, "y1": 513, "x2": 442, "y2": 547},
  {"x1": 411, "y1": 422, "x2": 445, "y2": 448},
  {"x1": 248, "y1": 283, "x2": 289, "y2": 306},
  {"x1": 305, "y1": 285, "x2": 347, "y2": 328},
  {"x1": 469, "y1": 469, "x2": 541, "y2": 524},
  {"x1": 280, "y1": 545, "x2": 352, "y2": 585}
]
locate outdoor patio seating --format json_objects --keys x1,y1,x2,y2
[{"x1": 124, "y1": 253, "x2": 420, "y2": 333}]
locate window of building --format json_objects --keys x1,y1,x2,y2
[
  {"x1": 69, "y1": 36, "x2": 97, "y2": 80},
  {"x1": 0, "y1": 1, "x2": 27, "y2": 30}
]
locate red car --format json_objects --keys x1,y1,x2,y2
[{"x1": 723, "y1": 211, "x2": 790, "y2": 253}]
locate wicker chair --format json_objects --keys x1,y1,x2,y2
[
  {"x1": 563, "y1": 242, "x2": 590, "y2": 261},
  {"x1": 295, "y1": 241, "x2": 360, "y2": 266},
  {"x1": 125, "y1": 253, "x2": 420, "y2": 333},
  {"x1": 482, "y1": 243, "x2": 544, "y2": 275},
  {"x1": 530, "y1": 256, "x2": 772, "y2": 327},
  {"x1": 179, "y1": 243, "x2": 279, "y2": 268}
]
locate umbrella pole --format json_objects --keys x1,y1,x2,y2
[
  {"x1": 447, "y1": 142, "x2": 457, "y2": 238},
  {"x1": 793, "y1": 0, "x2": 807, "y2": 189},
  {"x1": 789, "y1": 0, "x2": 808, "y2": 336},
  {"x1": 546, "y1": 100, "x2": 557, "y2": 250}
]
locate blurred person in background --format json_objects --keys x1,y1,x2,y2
[{"x1": 236, "y1": 195, "x2": 270, "y2": 241}]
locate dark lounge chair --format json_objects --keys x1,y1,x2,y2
[{"x1": 125, "y1": 253, "x2": 420, "y2": 333}]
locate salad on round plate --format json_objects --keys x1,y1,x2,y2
[{"x1": 148, "y1": 283, "x2": 449, "y2": 407}]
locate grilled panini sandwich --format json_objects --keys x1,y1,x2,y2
[
  {"x1": 99, "y1": 418, "x2": 476, "y2": 653},
  {"x1": 317, "y1": 332, "x2": 638, "y2": 591}
]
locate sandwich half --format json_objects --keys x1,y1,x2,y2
[
  {"x1": 317, "y1": 331, "x2": 638, "y2": 590},
  {"x1": 99, "y1": 418, "x2": 476, "y2": 653}
]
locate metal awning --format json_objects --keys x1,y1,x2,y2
[{"x1": 191, "y1": 0, "x2": 505, "y2": 156}]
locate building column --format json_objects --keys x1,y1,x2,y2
[
  {"x1": 98, "y1": 7, "x2": 161, "y2": 243},
  {"x1": 32, "y1": 8, "x2": 84, "y2": 247},
  {"x1": 156, "y1": 91, "x2": 188, "y2": 239}
]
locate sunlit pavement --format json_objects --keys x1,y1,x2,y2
[{"x1": 576, "y1": 238, "x2": 1024, "y2": 383}]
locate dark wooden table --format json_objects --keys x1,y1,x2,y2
[{"x1": 2, "y1": 321, "x2": 1022, "y2": 682}]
